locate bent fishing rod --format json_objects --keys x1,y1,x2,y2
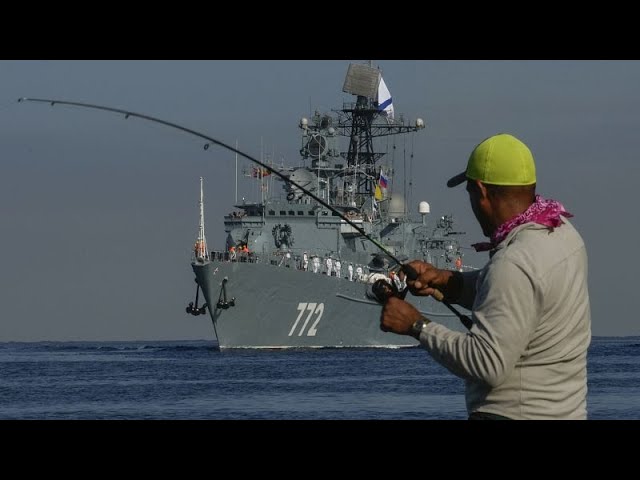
[{"x1": 18, "y1": 97, "x2": 471, "y2": 327}]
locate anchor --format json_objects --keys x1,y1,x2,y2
[
  {"x1": 216, "y1": 277, "x2": 236, "y2": 310},
  {"x1": 186, "y1": 279, "x2": 208, "y2": 316}
]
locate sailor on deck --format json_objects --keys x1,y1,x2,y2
[{"x1": 325, "y1": 256, "x2": 333, "y2": 276}]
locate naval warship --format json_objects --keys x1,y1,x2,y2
[{"x1": 186, "y1": 63, "x2": 474, "y2": 348}]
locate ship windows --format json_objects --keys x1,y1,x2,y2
[
  {"x1": 288, "y1": 210, "x2": 295, "y2": 216},
  {"x1": 308, "y1": 211, "x2": 314, "y2": 215},
  {"x1": 268, "y1": 210, "x2": 275, "y2": 215},
  {"x1": 297, "y1": 211, "x2": 304, "y2": 216}
]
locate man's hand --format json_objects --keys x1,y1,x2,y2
[
  {"x1": 380, "y1": 297, "x2": 423, "y2": 335},
  {"x1": 401, "y1": 260, "x2": 461, "y2": 301}
]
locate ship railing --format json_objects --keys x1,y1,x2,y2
[
  {"x1": 208, "y1": 249, "x2": 384, "y2": 283},
  {"x1": 208, "y1": 248, "x2": 477, "y2": 279},
  {"x1": 190, "y1": 252, "x2": 210, "y2": 263},
  {"x1": 210, "y1": 250, "x2": 259, "y2": 264}
]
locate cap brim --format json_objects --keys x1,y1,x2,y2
[{"x1": 446, "y1": 172, "x2": 467, "y2": 188}]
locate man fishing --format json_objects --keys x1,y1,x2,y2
[{"x1": 381, "y1": 133, "x2": 592, "y2": 420}]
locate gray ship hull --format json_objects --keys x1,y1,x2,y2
[{"x1": 193, "y1": 259, "x2": 466, "y2": 349}]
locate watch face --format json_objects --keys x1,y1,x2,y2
[{"x1": 412, "y1": 319, "x2": 424, "y2": 335}]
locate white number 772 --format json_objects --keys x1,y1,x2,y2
[{"x1": 288, "y1": 302, "x2": 324, "y2": 337}]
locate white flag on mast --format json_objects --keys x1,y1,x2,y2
[{"x1": 377, "y1": 77, "x2": 394, "y2": 120}]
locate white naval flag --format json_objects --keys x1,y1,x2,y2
[{"x1": 377, "y1": 76, "x2": 394, "y2": 120}]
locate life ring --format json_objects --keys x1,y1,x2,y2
[{"x1": 287, "y1": 192, "x2": 295, "y2": 201}]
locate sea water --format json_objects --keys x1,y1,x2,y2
[{"x1": 0, "y1": 336, "x2": 637, "y2": 419}]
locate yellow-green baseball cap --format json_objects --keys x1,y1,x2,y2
[{"x1": 447, "y1": 133, "x2": 536, "y2": 188}]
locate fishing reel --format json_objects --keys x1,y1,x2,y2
[{"x1": 366, "y1": 270, "x2": 409, "y2": 304}]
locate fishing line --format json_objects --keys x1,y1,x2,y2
[{"x1": 18, "y1": 97, "x2": 471, "y2": 326}]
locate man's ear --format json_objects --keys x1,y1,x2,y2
[{"x1": 475, "y1": 179, "x2": 489, "y2": 200}]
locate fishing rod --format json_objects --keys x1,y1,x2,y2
[{"x1": 18, "y1": 97, "x2": 471, "y2": 328}]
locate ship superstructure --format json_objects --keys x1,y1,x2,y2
[{"x1": 187, "y1": 63, "x2": 474, "y2": 348}]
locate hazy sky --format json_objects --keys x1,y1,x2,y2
[{"x1": 0, "y1": 60, "x2": 638, "y2": 340}]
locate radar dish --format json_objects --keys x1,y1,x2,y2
[{"x1": 307, "y1": 133, "x2": 328, "y2": 158}]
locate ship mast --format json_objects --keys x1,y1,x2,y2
[
  {"x1": 338, "y1": 63, "x2": 425, "y2": 215},
  {"x1": 194, "y1": 176, "x2": 209, "y2": 261}
]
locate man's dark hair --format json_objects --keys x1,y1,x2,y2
[{"x1": 484, "y1": 183, "x2": 536, "y2": 201}]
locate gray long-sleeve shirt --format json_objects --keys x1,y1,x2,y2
[{"x1": 418, "y1": 218, "x2": 591, "y2": 419}]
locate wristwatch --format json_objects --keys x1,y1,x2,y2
[{"x1": 410, "y1": 317, "x2": 431, "y2": 339}]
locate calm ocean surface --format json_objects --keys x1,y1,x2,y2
[{"x1": 1, "y1": 336, "x2": 638, "y2": 420}]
